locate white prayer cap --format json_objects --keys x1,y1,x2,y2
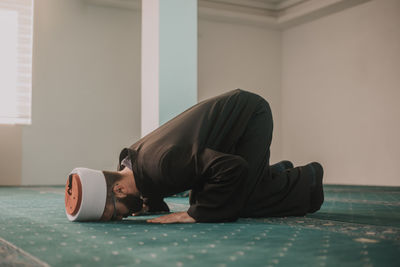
[{"x1": 65, "y1": 167, "x2": 107, "y2": 222}]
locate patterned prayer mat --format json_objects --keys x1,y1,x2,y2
[{"x1": 0, "y1": 185, "x2": 399, "y2": 267}]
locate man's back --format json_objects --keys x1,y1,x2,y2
[{"x1": 119, "y1": 89, "x2": 270, "y2": 221}]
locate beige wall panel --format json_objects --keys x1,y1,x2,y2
[
  {"x1": 282, "y1": 0, "x2": 400, "y2": 186},
  {"x1": 198, "y1": 19, "x2": 283, "y2": 163},
  {"x1": 22, "y1": 0, "x2": 141, "y2": 185},
  {"x1": 0, "y1": 125, "x2": 22, "y2": 185}
]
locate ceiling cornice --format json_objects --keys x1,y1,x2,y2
[
  {"x1": 198, "y1": 0, "x2": 372, "y2": 29},
  {"x1": 198, "y1": 0, "x2": 307, "y2": 11},
  {"x1": 84, "y1": 0, "x2": 372, "y2": 29},
  {"x1": 84, "y1": 0, "x2": 140, "y2": 11}
]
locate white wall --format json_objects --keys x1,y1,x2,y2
[
  {"x1": 19, "y1": 0, "x2": 141, "y2": 185},
  {"x1": 198, "y1": 19, "x2": 283, "y2": 163},
  {"x1": 282, "y1": 0, "x2": 400, "y2": 186}
]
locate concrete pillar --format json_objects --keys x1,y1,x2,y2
[{"x1": 141, "y1": 0, "x2": 197, "y2": 136}]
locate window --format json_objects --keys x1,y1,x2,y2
[{"x1": 0, "y1": 0, "x2": 33, "y2": 124}]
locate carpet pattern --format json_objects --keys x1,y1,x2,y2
[{"x1": 0, "y1": 185, "x2": 399, "y2": 267}]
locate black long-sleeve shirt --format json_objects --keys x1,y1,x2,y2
[{"x1": 118, "y1": 89, "x2": 265, "y2": 222}]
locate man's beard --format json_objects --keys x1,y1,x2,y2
[{"x1": 119, "y1": 195, "x2": 143, "y2": 215}]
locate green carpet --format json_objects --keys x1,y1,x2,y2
[{"x1": 0, "y1": 185, "x2": 399, "y2": 267}]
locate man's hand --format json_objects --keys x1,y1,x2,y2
[{"x1": 147, "y1": 212, "x2": 196, "y2": 224}]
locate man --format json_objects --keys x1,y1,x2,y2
[{"x1": 65, "y1": 89, "x2": 324, "y2": 223}]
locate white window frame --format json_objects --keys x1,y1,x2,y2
[{"x1": 0, "y1": 0, "x2": 33, "y2": 125}]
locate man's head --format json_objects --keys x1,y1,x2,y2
[
  {"x1": 100, "y1": 170, "x2": 143, "y2": 221},
  {"x1": 65, "y1": 168, "x2": 143, "y2": 222}
]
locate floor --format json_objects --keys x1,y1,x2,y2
[{"x1": 0, "y1": 185, "x2": 399, "y2": 267}]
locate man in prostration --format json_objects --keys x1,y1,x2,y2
[{"x1": 65, "y1": 89, "x2": 324, "y2": 223}]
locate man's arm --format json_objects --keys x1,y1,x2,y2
[
  {"x1": 147, "y1": 148, "x2": 248, "y2": 223},
  {"x1": 187, "y1": 148, "x2": 248, "y2": 222}
]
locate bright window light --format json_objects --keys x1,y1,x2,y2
[{"x1": 0, "y1": 0, "x2": 33, "y2": 125}]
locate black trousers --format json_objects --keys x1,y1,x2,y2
[{"x1": 234, "y1": 97, "x2": 312, "y2": 217}]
